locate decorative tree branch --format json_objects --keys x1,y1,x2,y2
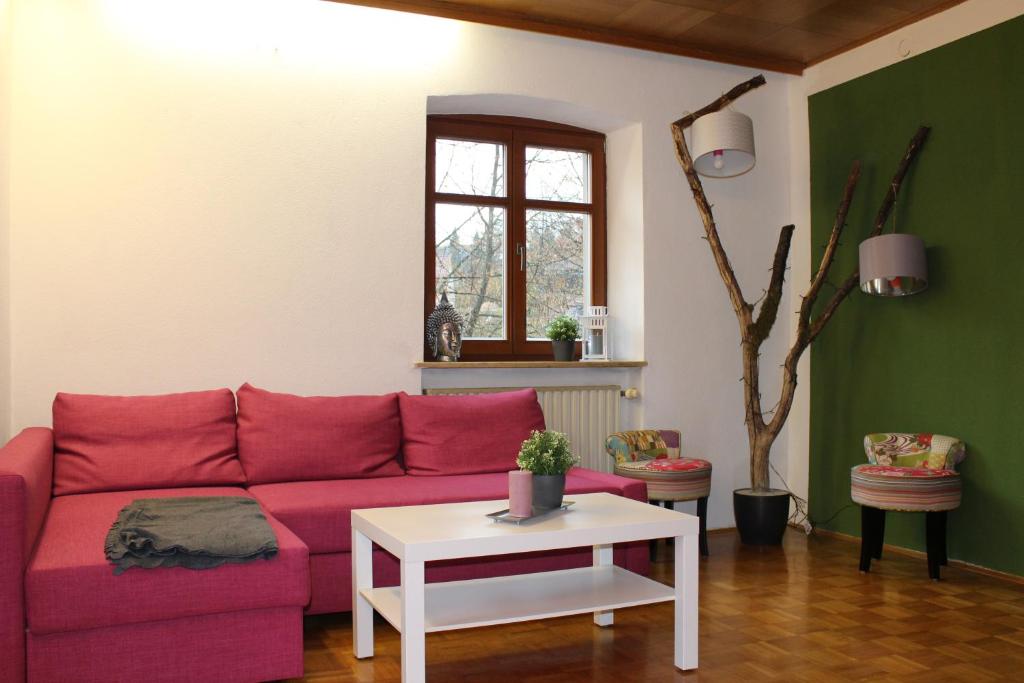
[
  {"x1": 670, "y1": 118, "x2": 751, "y2": 324},
  {"x1": 799, "y1": 161, "x2": 861, "y2": 331},
  {"x1": 749, "y1": 224, "x2": 794, "y2": 346},
  {"x1": 672, "y1": 74, "x2": 766, "y2": 130},
  {"x1": 804, "y1": 126, "x2": 930, "y2": 347},
  {"x1": 671, "y1": 75, "x2": 930, "y2": 490}
]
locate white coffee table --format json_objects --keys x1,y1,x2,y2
[{"x1": 351, "y1": 491, "x2": 698, "y2": 682}]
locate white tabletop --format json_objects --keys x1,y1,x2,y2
[{"x1": 351, "y1": 492, "x2": 697, "y2": 562}]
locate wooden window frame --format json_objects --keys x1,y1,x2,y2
[{"x1": 425, "y1": 114, "x2": 607, "y2": 361}]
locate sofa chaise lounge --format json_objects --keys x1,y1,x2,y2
[{"x1": 0, "y1": 385, "x2": 647, "y2": 682}]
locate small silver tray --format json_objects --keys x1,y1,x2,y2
[{"x1": 486, "y1": 501, "x2": 574, "y2": 525}]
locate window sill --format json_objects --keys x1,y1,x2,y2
[{"x1": 415, "y1": 360, "x2": 647, "y2": 369}]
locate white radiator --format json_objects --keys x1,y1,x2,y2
[{"x1": 424, "y1": 385, "x2": 621, "y2": 473}]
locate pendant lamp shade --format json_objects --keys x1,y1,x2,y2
[
  {"x1": 691, "y1": 109, "x2": 756, "y2": 178},
  {"x1": 859, "y1": 233, "x2": 928, "y2": 296}
]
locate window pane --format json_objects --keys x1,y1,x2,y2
[
  {"x1": 525, "y1": 147, "x2": 590, "y2": 203},
  {"x1": 526, "y1": 210, "x2": 588, "y2": 339},
  {"x1": 435, "y1": 203, "x2": 506, "y2": 340},
  {"x1": 435, "y1": 138, "x2": 506, "y2": 197}
]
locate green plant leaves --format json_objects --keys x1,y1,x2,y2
[{"x1": 516, "y1": 430, "x2": 579, "y2": 475}]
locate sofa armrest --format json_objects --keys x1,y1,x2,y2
[
  {"x1": 0, "y1": 428, "x2": 54, "y2": 683},
  {"x1": 569, "y1": 466, "x2": 647, "y2": 502}
]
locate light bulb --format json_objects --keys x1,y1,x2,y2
[{"x1": 713, "y1": 149, "x2": 724, "y2": 170}]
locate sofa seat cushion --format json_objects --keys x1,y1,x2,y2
[
  {"x1": 236, "y1": 384, "x2": 404, "y2": 484},
  {"x1": 850, "y1": 464, "x2": 963, "y2": 512},
  {"x1": 249, "y1": 469, "x2": 638, "y2": 555},
  {"x1": 613, "y1": 458, "x2": 712, "y2": 501},
  {"x1": 26, "y1": 487, "x2": 309, "y2": 635},
  {"x1": 52, "y1": 390, "x2": 245, "y2": 496},
  {"x1": 398, "y1": 389, "x2": 546, "y2": 476}
]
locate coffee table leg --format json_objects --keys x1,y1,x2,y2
[
  {"x1": 593, "y1": 543, "x2": 614, "y2": 626},
  {"x1": 401, "y1": 559, "x2": 426, "y2": 683},
  {"x1": 353, "y1": 528, "x2": 374, "y2": 659},
  {"x1": 674, "y1": 533, "x2": 698, "y2": 670}
]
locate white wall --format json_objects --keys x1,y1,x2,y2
[
  {"x1": 783, "y1": 0, "x2": 1024, "y2": 518},
  {"x1": 0, "y1": 0, "x2": 11, "y2": 444},
  {"x1": 7, "y1": 0, "x2": 797, "y2": 529}
]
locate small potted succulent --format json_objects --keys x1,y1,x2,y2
[
  {"x1": 545, "y1": 315, "x2": 579, "y2": 362},
  {"x1": 516, "y1": 430, "x2": 578, "y2": 509}
]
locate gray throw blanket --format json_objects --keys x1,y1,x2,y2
[{"x1": 105, "y1": 496, "x2": 278, "y2": 575}]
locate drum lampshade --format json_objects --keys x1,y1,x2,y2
[
  {"x1": 691, "y1": 109, "x2": 756, "y2": 178},
  {"x1": 859, "y1": 233, "x2": 928, "y2": 296}
]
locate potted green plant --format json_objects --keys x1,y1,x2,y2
[
  {"x1": 516, "y1": 430, "x2": 578, "y2": 510},
  {"x1": 545, "y1": 315, "x2": 579, "y2": 362}
]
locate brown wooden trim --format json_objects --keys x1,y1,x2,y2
[
  {"x1": 426, "y1": 115, "x2": 607, "y2": 362},
  {"x1": 433, "y1": 192, "x2": 509, "y2": 207},
  {"x1": 517, "y1": 124, "x2": 607, "y2": 315},
  {"x1": 425, "y1": 118, "x2": 437, "y2": 360},
  {"x1": 428, "y1": 117, "x2": 515, "y2": 144},
  {"x1": 524, "y1": 199, "x2": 592, "y2": 213},
  {"x1": 427, "y1": 117, "x2": 514, "y2": 359},
  {"x1": 415, "y1": 360, "x2": 647, "y2": 369},
  {"x1": 330, "y1": 0, "x2": 805, "y2": 75},
  {"x1": 590, "y1": 137, "x2": 607, "y2": 309},
  {"x1": 430, "y1": 114, "x2": 603, "y2": 137},
  {"x1": 509, "y1": 126, "x2": 527, "y2": 355},
  {"x1": 805, "y1": 0, "x2": 969, "y2": 67},
  {"x1": 813, "y1": 527, "x2": 1024, "y2": 586}
]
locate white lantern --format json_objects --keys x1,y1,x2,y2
[
  {"x1": 691, "y1": 109, "x2": 756, "y2": 178},
  {"x1": 581, "y1": 306, "x2": 609, "y2": 361}
]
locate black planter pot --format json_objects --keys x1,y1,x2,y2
[
  {"x1": 551, "y1": 340, "x2": 575, "y2": 362},
  {"x1": 532, "y1": 474, "x2": 566, "y2": 510},
  {"x1": 733, "y1": 488, "x2": 790, "y2": 545}
]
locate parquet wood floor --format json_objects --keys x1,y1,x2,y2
[{"x1": 288, "y1": 530, "x2": 1024, "y2": 682}]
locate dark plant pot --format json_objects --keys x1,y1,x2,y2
[
  {"x1": 532, "y1": 474, "x2": 566, "y2": 510},
  {"x1": 733, "y1": 488, "x2": 790, "y2": 545},
  {"x1": 551, "y1": 340, "x2": 575, "y2": 362}
]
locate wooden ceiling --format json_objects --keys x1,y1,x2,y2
[{"x1": 333, "y1": 0, "x2": 967, "y2": 74}]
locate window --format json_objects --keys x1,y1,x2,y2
[{"x1": 426, "y1": 115, "x2": 606, "y2": 360}]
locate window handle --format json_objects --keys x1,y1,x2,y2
[{"x1": 516, "y1": 243, "x2": 525, "y2": 271}]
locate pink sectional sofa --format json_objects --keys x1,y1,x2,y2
[{"x1": 0, "y1": 385, "x2": 648, "y2": 682}]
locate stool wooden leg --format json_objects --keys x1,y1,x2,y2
[
  {"x1": 938, "y1": 511, "x2": 948, "y2": 565},
  {"x1": 696, "y1": 496, "x2": 709, "y2": 557},
  {"x1": 873, "y1": 509, "x2": 886, "y2": 560},
  {"x1": 859, "y1": 505, "x2": 875, "y2": 572},
  {"x1": 926, "y1": 511, "x2": 943, "y2": 580}
]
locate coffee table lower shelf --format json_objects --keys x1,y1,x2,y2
[{"x1": 360, "y1": 565, "x2": 674, "y2": 633}]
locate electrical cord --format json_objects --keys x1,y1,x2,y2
[
  {"x1": 811, "y1": 503, "x2": 855, "y2": 528},
  {"x1": 768, "y1": 461, "x2": 857, "y2": 534},
  {"x1": 769, "y1": 461, "x2": 811, "y2": 533}
]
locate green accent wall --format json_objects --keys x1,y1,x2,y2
[{"x1": 808, "y1": 16, "x2": 1024, "y2": 576}]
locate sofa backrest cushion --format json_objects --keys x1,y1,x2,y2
[
  {"x1": 399, "y1": 389, "x2": 546, "y2": 476},
  {"x1": 52, "y1": 389, "x2": 245, "y2": 496},
  {"x1": 236, "y1": 383, "x2": 404, "y2": 484}
]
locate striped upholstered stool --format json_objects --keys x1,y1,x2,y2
[
  {"x1": 606, "y1": 429, "x2": 711, "y2": 556},
  {"x1": 852, "y1": 433, "x2": 966, "y2": 580}
]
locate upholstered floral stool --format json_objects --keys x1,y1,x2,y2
[
  {"x1": 606, "y1": 429, "x2": 711, "y2": 556},
  {"x1": 851, "y1": 433, "x2": 967, "y2": 580}
]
